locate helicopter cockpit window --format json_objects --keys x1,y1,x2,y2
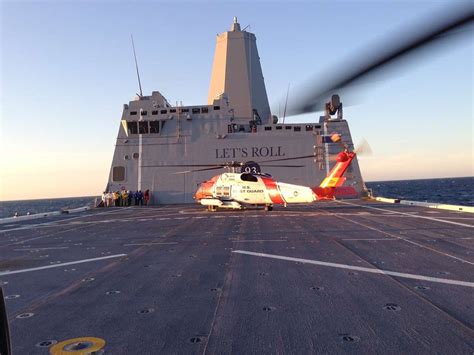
[{"x1": 240, "y1": 173, "x2": 258, "y2": 182}]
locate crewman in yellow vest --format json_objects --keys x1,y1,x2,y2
[{"x1": 121, "y1": 190, "x2": 128, "y2": 206}]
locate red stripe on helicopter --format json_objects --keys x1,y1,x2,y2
[{"x1": 261, "y1": 177, "x2": 285, "y2": 204}]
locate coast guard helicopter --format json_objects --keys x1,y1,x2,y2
[{"x1": 183, "y1": 134, "x2": 361, "y2": 211}]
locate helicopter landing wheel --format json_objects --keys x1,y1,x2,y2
[
  {"x1": 207, "y1": 205, "x2": 217, "y2": 212},
  {"x1": 264, "y1": 205, "x2": 273, "y2": 212}
]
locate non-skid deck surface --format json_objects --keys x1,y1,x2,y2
[{"x1": 1, "y1": 200, "x2": 473, "y2": 354}]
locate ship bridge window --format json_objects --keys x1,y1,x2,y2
[
  {"x1": 141, "y1": 110, "x2": 148, "y2": 116},
  {"x1": 128, "y1": 121, "x2": 138, "y2": 134},
  {"x1": 285, "y1": 126, "x2": 292, "y2": 130},
  {"x1": 294, "y1": 126, "x2": 301, "y2": 132},
  {"x1": 202, "y1": 107, "x2": 209, "y2": 113},
  {"x1": 192, "y1": 108, "x2": 200, "y2": 114},
  {"x1": 170, "y1": 109, "x2": 177, "y2": 113},
  {"x1": 264, "y1": 126, "x2": 272, "y2": 131},
  {"x1": 240, "y1": 173, "x2": 258, "y2": 182},
  {"x1": 130, "y1": 111, "x2": 137, "y2": 116},
  {"x1": 306, "y1": 125, "x2": 313, "y2": 131},
  {"x1": 112, "y1": 166, "x2": 125, "y2": 182},
  {"x1": 160, "y1": 109, "x2": 167, "y2": 114},
  {"x1": 139, "y1": 121, "x2": 149, "y2": 134},
  {"x1": 149, "y1": 121, "x2": 160, "y2": 133},
  {"x1": 152, "y1": 110, "x2": 158, "y2": 115},
  {"x1": 213, "y1": 106, "x2": 220, "y2": 110},
  {"x1": 180, "y1": 108, "x2": 189, "y2": 113},
  {"x1": 276, "y1": 126, "x2": 282, "y2": 130}
]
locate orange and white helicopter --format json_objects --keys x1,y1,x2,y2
[{"x1": 174, "y1": 134, "x2": 365, "y2": 211}]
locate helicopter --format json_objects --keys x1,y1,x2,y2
[{"x1": 183, "y1": 134, "x2": 357, "y2": 211}]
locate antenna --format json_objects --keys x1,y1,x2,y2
[
  {"x1": 131, "y1": 34, "x2": 143, "y2": 97},
  {"x1": 282, "y1": 83, "x2": 290, "y2": 124}
]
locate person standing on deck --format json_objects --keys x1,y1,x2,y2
[
  {"x1": 121, "y1": 190, "x2": 128, "y2": 206},
  {"x1": 113, "y1": 191, "x2": 120, "y2": 207},
  {"x1": 144, "y1": 189, "x2": 150, "y2": 206}
]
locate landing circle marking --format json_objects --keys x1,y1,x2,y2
[{"x1": 49, "y1": 337, "x2": 105, "y2": 354}]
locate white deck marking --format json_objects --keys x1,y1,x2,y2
[
  {"x1": 229, "y1": 239, "x2": 287, "y2": 243},
  {"x1": 0, "y1": 254, "x2": 127, "y2": 276},
  {"x1": 13, "y1": 247, "x2": 70, "y2": 251},
  {"x1": 233, "y1": 250, "x2": 474, "y2": 288},
  {"x1": 342, "y1": 238, "x2": 398, "y2": 241},
  {"x1": 337, "y1": 201, "x2": 474, "y2": 228},
  {"x1": 123, "y1": 242, "x2": 178, "y2": 246}
]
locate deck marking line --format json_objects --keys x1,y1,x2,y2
[
  {"x1": 13, "y1": 247, "x2": 70, "y2": 251},
  {"x1": 229, "y1": 239, "x2": 287, "y2": 243},
  {"x1": 342, "y1": 238, "x2": 398, "y2": 241},
  {"x1": 233, "y1": 250, "x2": 474, "y2": 288},
  {"x1": 123, "y1": 242, "x2": 178, "y2": 246},
  {"x1": 0, "y1": 254, "x2": 127, "y2": 276},
  {"x1": 337, "y1": 201, "x2": 474, "y2": 228},
  {"x1": 0, "y1": 207, "x2": 130, "y2": 233}
]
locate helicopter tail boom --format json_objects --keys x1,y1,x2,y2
[{"x1": 312, "y1": 150, "x2": 356, "y2": 200}]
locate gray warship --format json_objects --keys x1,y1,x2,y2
[{"x1": 105, "y1": 18, "x2": 366, "y2": 204}]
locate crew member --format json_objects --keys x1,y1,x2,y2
[
  {"x1": 121, "y1": 190, "x2": 128, "y2": 206},
  {"x1": 144, "y1": 189, "x2": 150, "y2": 206}
]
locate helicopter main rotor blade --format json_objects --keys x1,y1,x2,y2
[
  {"x1": 287, "y1": 5, "x2": 474, "y2": 116},
  {"x1": 172, "y1": 166, "x2": 225, "y2": 174},
  {"x1": 143, "y1": 164, "x2": 225, "y2": 168},
  {"x1": 259, "y1": 164, "x2": 306, "y2": 168},
  {"x1": 256, "y1": 154, "x2": 316, "y2": 163}
]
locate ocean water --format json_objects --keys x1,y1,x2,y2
[
  {"x1": 0, "y1": 177, "x2": 472, "y2": 218},
  {"x1": 365, "y1": 176, "x2": 473, "y2": 207},
  {"x1": 0, "y1": 196, "x2": 98, "y2": 219}
]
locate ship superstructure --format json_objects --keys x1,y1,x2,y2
[{"x1": 105, "y1": 18, "x2": 366, "y2": 204}]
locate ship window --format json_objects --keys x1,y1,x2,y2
[
  {"x1": 139, "y1": 121, "x2": 149, "y2": 134},
  {"x1": 264, "y1": 126, "x2": 272, "y2": 131},
  {"x1": 240, "y1": 173, "x2": 258, "y2": 182},
  {"x1": 314, "y1": 124, "x2": 321, "y2": 129},
  {"x1": 160, "y1": 109, "x2": 167, "y2": 114},
  {"x1": 128, "y1": 121, "x2": 138, "y2": 134},
  {"x1": 133, "y1": 152, "x2": 139, "y2": 159},
  {"x1": 141, "y1": 110, "x2": 148, "y2": 116},
  {"x1": 149, "y1": 121, "x2": 160, "y2": 133},
  {"x1": 294, "y1": 126, "x2": 301, "y2": 132},
  {"x1": 180, "y1": 108, "x2": 189, "y2": 113},
  {"x1": 192, "y1": 108, "x2": 200, "y2": 114},
  {"x1": 152, "y1": 110, "x2": 158, "y2": 115},
  {"x1": 169, "y1": 109, "x2": 177, "y2": 113},
  {"x1": 228, "y1": 124, "x2": 234, "y2": 133},
  {"x1": 213, "y1": 106, "x2": 220, "y2": 110},
  {"x1": 130, "y1": 111, "x2": 137, "y2": 116},
  {"x1": 202, "y1": 107, "x2": 209, "y2": 113},
  {"x1": 285, "y1": 126, "x2": 292, "y2": 130},
  {"x1": 306, "y1": 125, "x2": 313, "y2": 131},
  {"x1": 112, "y1": 166, "x2": 125, "y2": 182},
  {"x1": 276, "y1": 126, "x2": 282, "y2": 130}
]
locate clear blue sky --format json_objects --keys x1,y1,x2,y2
[{"x1": 1, "y1": 0, "x2": 472, "y2": 200}]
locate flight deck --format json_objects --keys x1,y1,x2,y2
[{"x1": 0, "y1": 200, "x2": 473, "y2": 354}]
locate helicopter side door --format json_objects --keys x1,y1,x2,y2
[{"x1": 230, "y1": 173, "x2": 269, "y2": 205}]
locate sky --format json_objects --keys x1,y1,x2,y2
[{"x1": 0, "y1": 0, "x2": 472, "y2": 201}]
